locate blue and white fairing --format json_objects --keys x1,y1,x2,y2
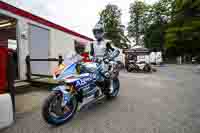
[{"x1": 52, "y1": 53, "x2": 100, "y2": 97}]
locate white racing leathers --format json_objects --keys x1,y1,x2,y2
[
  {"x1": 92, "y1": 40, "x2": 110, "y2": 59},
  {"x1": 86, "y1": 39, "x2": 118, "y2": 78}
]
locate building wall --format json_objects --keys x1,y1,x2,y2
[
  {"x1": 17, "y1": 19, "x2": 50, "y2": 80},
  {"x1": 49, "y1": 28, "x2": 92, "y2": 72},
  {"x1": 0, "y1": 9, "x2": 92, "y2": 80},
  {"x1": 17, "y1": 20, "x2": 29, "y2": 80},
  {"x1": 49, "y1": 29, "x2": 74, "y2": 71},
  {"x1": 0, "y1": 9, "x2": 51, "y2": 80}
]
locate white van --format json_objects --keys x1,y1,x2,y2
[
  {"x1": 150, "y1": 51, "x2": 163, "y2": 65},
  {"x1": 156, "y1": 52, "x2": 162, "y2": 64}
]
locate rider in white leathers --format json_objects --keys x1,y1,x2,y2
[
  {"x1": 85, "y1": 22, "x2": 119, "y2": 94},
  {"x1": 86, "y1": 23, "x2": 116, "y2": 60}
]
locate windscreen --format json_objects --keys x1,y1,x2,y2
[{"x1": 63, "y1": 52, "x2": 83, "y2": 66}]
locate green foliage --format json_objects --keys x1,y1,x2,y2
[
  {"x1": 165, "y1": 0, "x2": 200, "y2": 55},
  {"x1": 98, "y1": 0, "x2": 200, "y2": 56},
  {"x1": 142, "y1": 0, "x2": 175, "y2": 51},
  {"x1": 99, "y1": 4, "x2": 129, "y2": 49},
  {"x1": 127, "y1": 0, "x2": 175, "y2": 49},
  {"x1": 128, "y1": 1, "x2": 149, "y2": 45}
]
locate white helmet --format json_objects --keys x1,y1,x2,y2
[{"x1": 92, "y1": 23, "x2": 104, "y2": 41}]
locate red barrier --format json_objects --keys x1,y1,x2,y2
[{"x1": 0, "y1": 47, "x2": 8, "y2": 94}]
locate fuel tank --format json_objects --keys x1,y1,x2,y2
[{"x1": 81, "y1": 62, "x2": 98, "y2": 73}]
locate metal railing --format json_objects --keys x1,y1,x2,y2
[{"x1": 25, "y1": 55, "x2": 63, "y2": 81}]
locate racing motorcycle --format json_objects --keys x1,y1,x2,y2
[{"x1": 42, "y1": 50, "x2": 120, "y2": 125}]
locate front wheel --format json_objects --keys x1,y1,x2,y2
[
  {"x1": 106, "y1": 78, "x2": 120, "y2": 99},
  {"x1": 42, "y1": 92, "x2": 78, "y2": 125}
]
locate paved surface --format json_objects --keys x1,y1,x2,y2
[
  {"x1": 15, "y1": 89, "x2": 49, "y2": 114},
  {"x1": 2, "y1": 65, "x2": 200, "y2": 133}
]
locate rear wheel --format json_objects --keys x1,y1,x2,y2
[
  {"x1": 143, "y1": 64, "x2": 151, "y2": 73},
  {"x1": 42, "y1": 92, "x2": 78, "y2": 125}
]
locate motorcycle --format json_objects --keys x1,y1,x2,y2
[
  {"x1": 42, "y1": 50, "x2": 120, "y2": 125},
  {"x1": 126, "y1": 60, "x2": 155, "y2": 73}
]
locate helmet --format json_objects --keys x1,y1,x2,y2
[{"x1": 92, "y1": 23, "x2": 104, "y2": 41}]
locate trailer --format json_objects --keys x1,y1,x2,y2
[
  {"x1": 0, "y1": 1, "x2": 93, "y2": 81},
  {"x1": 0, "y1": 1, "x2": 93, "y2": 129}
]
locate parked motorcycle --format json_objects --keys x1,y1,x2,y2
[
  {"x1": 126, "y1": 60, "x2": 155, "y2": 73},
  {"x1": 42, "y1": 50, "x2": 120, "y2": 125}
]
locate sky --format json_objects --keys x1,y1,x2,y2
[{"x1": 3, "y1": 0, "x2": 158, "y2": 38}]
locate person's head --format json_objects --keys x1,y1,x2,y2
[
  {"x1": 92, "y1": 23, "x2": 104, "y2": 41},
  {"x1": 74, "y1": 41, "x2": 85, "y2": 55}
]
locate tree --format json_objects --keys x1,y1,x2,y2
[
  {"x1": 144, "y1": 23, "x2": 164, "y2": 49},
  {"x1": 99, "y1": 4, "x2": 129, "y2": 49},
  {"x1": 143, "y1": 0, "x2": 175, "y2": 51},
  {"x1": 128, "y1": 1, "x2": 148, "y2": 46},
  {"x1": 165, "y1": 0, "x2": 200, "y2": 57}
]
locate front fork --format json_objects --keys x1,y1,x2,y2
[{"x1": 52, "y1": 85, "x2": 74, "y2": 107}]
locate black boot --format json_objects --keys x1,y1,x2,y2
[{"x1": 103, "y1": 79, "x2": 111, "y2": 95}]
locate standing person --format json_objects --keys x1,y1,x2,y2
[{"x1": 74, "y1": 40, "x2": 92, "y2": 63}]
